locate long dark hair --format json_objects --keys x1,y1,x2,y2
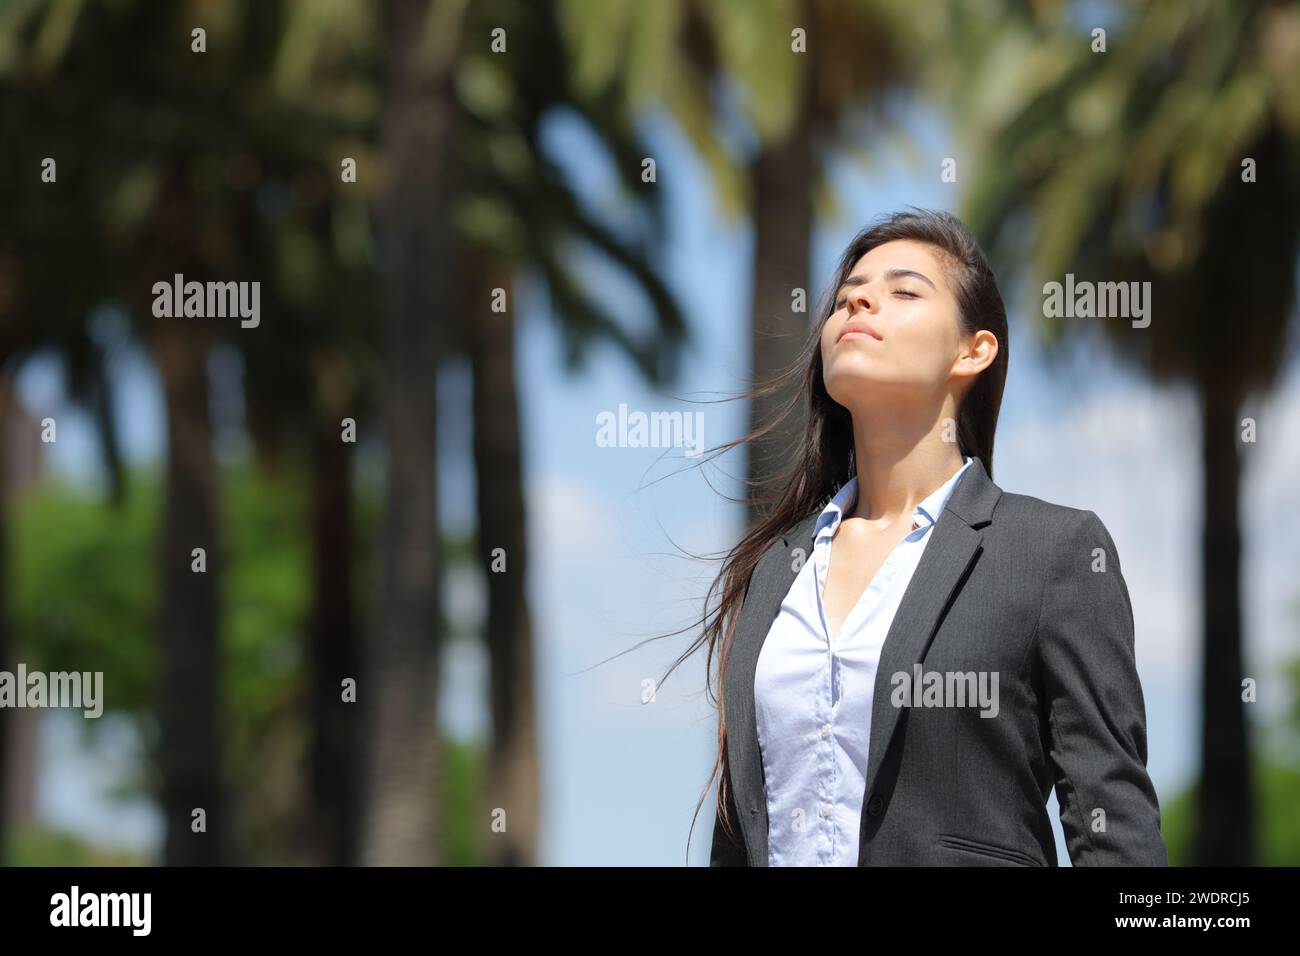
[{"x1": 671, "y1": 207, "x2": 1009, "y2": 861}]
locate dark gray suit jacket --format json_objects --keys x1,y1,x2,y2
[{"x1": 710, "y1": 457, "x2": 1167, "y2": 866}]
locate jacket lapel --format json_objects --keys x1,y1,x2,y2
[
  {"x1": 723, "y1": 510, "x2": 817, "y2": 866},
  {"x1": 726, "y1": 457, "x2": 1002, "y2": 866}
]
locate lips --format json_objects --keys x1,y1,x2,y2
[{"x1": 837, "y1": 322, "x2": 882, "y2": 342}]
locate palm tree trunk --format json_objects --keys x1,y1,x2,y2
[
  {"x1": 308, "y1": 354, "x2": 361, "y2": 865},
  {"x1": 0, "y1": 272, "x2": 33, "y2": 864},
  {"x1": 360, "y1": 0, "x2": 461, "y2": 865},
  {"x1": 745, "y1": 83, "x2": 818, "y2": 526},
  {"x1": 1194, "y1": 374, "x2": 1254, "y2": 864},
  {"x1": 462, "y1": 244, "x2": 539, "y2": 866},
  {"x1": 0, "y1": 376, "x2": 10, "y2": 864},
  {"x1": 152, "y1": 316, "x2": 226, "y2": 866},
  {"x1": 90, "y1": 353, "x2": 125, "y2": 508}
]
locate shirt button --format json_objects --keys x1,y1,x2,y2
[
  {"x1": 820, "y1": 723, "x2": 831, "y2": 739},
  {"x1": 819, "y1": 802, "x2": 832, "y2": 818}
]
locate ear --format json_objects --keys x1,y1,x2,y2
[{"x1": 954, "y1": 329, "x2": 998, "y2": 380}]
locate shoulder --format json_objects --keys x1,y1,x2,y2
[
  {"x1": 775, "y1": 509, "x2": 823, "y2": 556},
  {"x1": 993, "y1": 491, "x2": 1111, "y2": 537},
  {"x1": 741, "y1": 510, "x2": 821, "y2": 591},
  {"x1": 989, "y1": 491, "x2": 1122, "y2": 568}
]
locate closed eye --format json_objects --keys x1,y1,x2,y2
[{"x1": 835, "y1": 289, "x2": 918, "y2": 310}]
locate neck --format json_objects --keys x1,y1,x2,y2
[{"x1": 843, "y1": 392, "x2": 966, "y2": 524}]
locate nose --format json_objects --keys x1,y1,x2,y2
[{"x1": 846, "y1": 282, "x2": 877, "y2": 314}]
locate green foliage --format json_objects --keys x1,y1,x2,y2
[
  {"x1": 9, "y1": 462, "x2": 314, "y2": 855},
  {"x1": 220, "y1": 462, "x2": 311, "y2": 745},
  {"x1": 9, "y1": 461, "x2": 314, "y2": 727},
  {"x1": 4, "y1": 732, "x2": 487, "y2": 866},
  {"x1": 9, "y1": 470, "x2": 160, "y2": 721},
  {"x1": 1255, "y1": 759, "x2": 1300, "y2": 865},
  {"x1": 1161, "y1": 760, "x2": 1300, "y2": 866},
  {"x1": 3, "y1": 825, "x2": 151, "y2": 867},
  {"x1": 442, "y1": 737, "x2": 487, "y2": 866},
  {"x1": 217, "y1": 462, "x2": 312, "y2": 860},
  {"x1": 6, "y1": 460, "x2": 488, "y2": 863},
  {"x1": 1159, "y1": 653, "x2": 1300, "y2": 866}
]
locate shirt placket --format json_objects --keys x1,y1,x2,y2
[
  {"x1": 811, "y1": 522, "x2": 838, "y2": 862},
  {"x1": 814, "y1": 507, "x2": 924, "y2": 864}
]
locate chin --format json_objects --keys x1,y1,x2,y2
[
  {"x1": 825, "y1": 359, "x2": 882, "y2": 388},
  {"x1": 825, "y1": 372, "x2": 882, "y2": 405}
]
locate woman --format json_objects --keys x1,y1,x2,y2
[{"x1": 693, "y1": 208, "x2": 1166, "y2": 866}]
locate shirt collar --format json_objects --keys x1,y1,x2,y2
[{"x1": 815, "y1": 456, "x2": 975, "y2": 541}]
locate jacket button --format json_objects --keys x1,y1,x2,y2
[{"x1": 866, "y1": 795, "x2": 883, "y2": 817}]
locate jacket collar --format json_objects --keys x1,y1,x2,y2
[
  {"x1": 786, "y1": 455, "x2": 998, "y2": 551},
  {"x1": 812, "y1": 456, "x2": 976, "y2": 544}
]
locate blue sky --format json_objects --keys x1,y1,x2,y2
[{"x1": 18, "y1": 99, "x2": 1300, "y2": 865}]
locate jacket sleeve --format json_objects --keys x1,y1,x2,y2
[
  {"x1": 709, "y1": 772, "x2": 750, "y2": 866},
  {"x1": 1036, "y1": 509, "x2": 1168, "y2": 865}
]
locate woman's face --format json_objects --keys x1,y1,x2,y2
[{"x1": 820, "y1": 239, "x2": 975, "y2": 409}]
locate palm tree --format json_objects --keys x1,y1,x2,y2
[
  {"x1": 449, "y1": 0, "x2": 690, "y2": 865},
  {"x1": 457, "y1": 246, "x2": 539, "y2": 866},
  {"x1": 233, "y1": 2, "x2": 385, "y2": 865},
  {"x1": 355, "y1": 0, "x2": 465, "y2": 866},
  {"x1": 0, "y1": 0, "x2": 366, "y2": 865},
  {"x1": 0, "y1": 10, "x2": 142, "y2": 860},
  {"x1": 944, "y1": 0, "x2": 1300, "y2": 864},
  {"x1": 559, "y1": 0, "x2": 915, "y2": 524}
]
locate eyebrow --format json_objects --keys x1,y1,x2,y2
[{"x1": 835, "y1": 268, "x2": 937, "y2": 300}]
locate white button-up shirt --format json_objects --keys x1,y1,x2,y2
[{"x1": 754, "y1": 456, "x2": 975, "y2": 866}]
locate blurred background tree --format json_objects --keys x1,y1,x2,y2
[
  {"x1": 559, "y1": 0, "x2": 922, "y2": 526},
  {"x1": 0, "y1": 0, "x2": 691, "y2": 866}
]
